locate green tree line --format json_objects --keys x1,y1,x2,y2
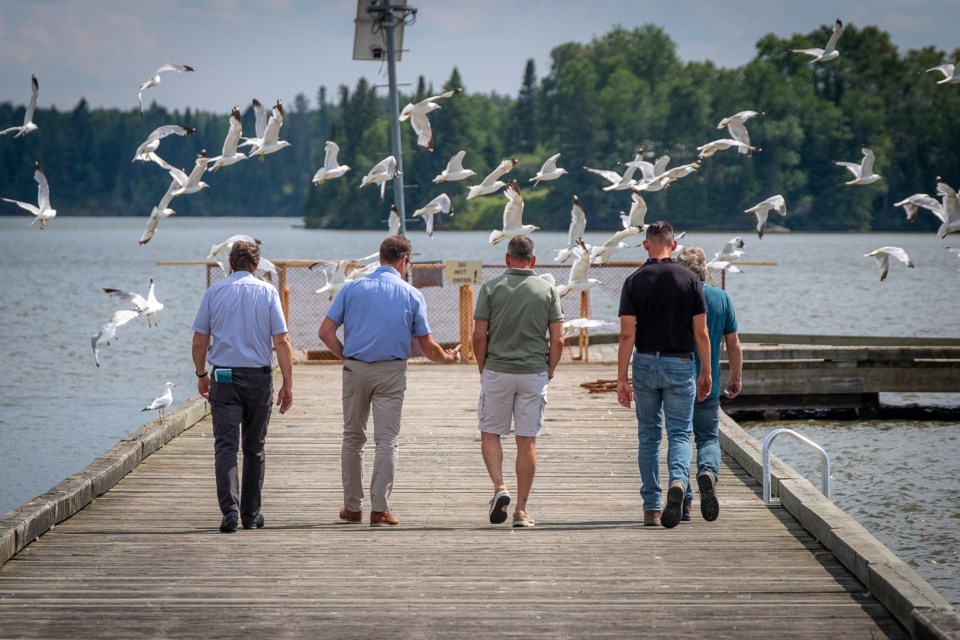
[{"x1": 1, "y1": 23, "x2": 957, "y2": 234}]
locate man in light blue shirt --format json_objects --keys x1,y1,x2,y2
[
  {"x1": 192, "y1": 241, "x2": 293, "y2": 533},
  {"x1": 319, "y1": 235, "x2": 459, "y2": 527}
]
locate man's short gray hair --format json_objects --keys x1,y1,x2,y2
[
  {"x1": 677, "y1": 246, "x2": 708, "y2": 282},
  {"x1": 507, "y1": 235, "x2": 535, "y2": 262}
]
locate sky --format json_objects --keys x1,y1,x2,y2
[{"x1": 0, "y1": 0, "x2": 957, "y2": 114}]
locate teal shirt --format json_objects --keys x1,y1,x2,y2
[
  {"x1": 474, "y1": 268, "x2": 564, "y2": 374},
  {"x1": 695, "y1": 284, "x2": 738, "y2": 400}
]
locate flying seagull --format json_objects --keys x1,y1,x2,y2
[
  {"x1": 153, "y1": 150, "x2": 210, "y2": 196},
  {"x1": 893, "y1": 193, "x2": 941, "y2": 222},
  {"x1": 584, "y1": 160, "x2": 642, "y2": 191},
  {"x1": 2, "y1": 162, "x2": 57, "y2": 229},
  {"x1": 138, "y1": 186, "x2": 177, "y2": 245},
  {"x1": 557, "y1": 240, "x2": 601, "y2": 298},
  {"x1": 103, "y1": 279, "x2": 165, "y2": 327},
  {"x1": 864, "y1": 246, "x2": 914, "y2": 282},
  {"x1": 433, "y1": 150, "x2": 476, "y2": 183},
  {"x1": 91, "y1": 309, "x2": 140, "y2": 368},
  {"x1": 399, "y1": 87, "x2": 463, "y2": 151},
  {"x1": 388, "y1": 205, "x2": 401, "y2": 236},
  {"x1": 246, "y1": 101, "x2": 290, "y2": 160},
  {"x1": 359, "y1": 155, "x2": 399, "y2": 201},
  {"x1": 488, "y1": 180, "x2": 538, "y2": 245},
  {"x1": 0, "y1": 74, "x2": 39, "y2": 137},
  {"x1": 412, "y1": 193, "x2": 454, "y2": 238},
  {"x1": 745, "y1": 194, "x2": 787, "y2": 239},
  {"x1": 697, "y1": 138, "x2": 760, "y2": 158},
  {"x1": 834, "y1": 146, "x2": 882, "y2": 186},
  {"x1": 914, "y1": 177, "x2": 960, "y2": 238},
  {"x1": 138, "y1": 64, "x2": 194, "y2": 114},
  {"x1": 208, "y1": 108, "x2": 248, "y2": 172},
  {"x1": 925, "y1": 62, "x2": 960, "y2": 85},
  {"x1": 467, "y1": 158, "x2": 517, "y2": 200},
  {"x1": 554, "y1": 195, "x2": 587, "y2": 263},
  {"x1": 792, "y1": 18, "x2": 844, "y2": 63},
  {"x1": 207, "y1": 234, "x2": 262, "y2": 276},
  {"x1": 311, "y1": 259, "x2": 351, "y2": 301},
  {"x1": 132, "y1": 124, "x2": 195, "y2": 163},
  {"x1": 312, "y1": 140, "x2": 351, "y2": 185},
  {"x1": 238, "y1": 99, "x2": 268, "y2": 153},
  {"x1": 530, "y1": 153, "x2": 567, "y2": 187},
  {"x1": 142, "y1": 382, "x2": 176, "y2": 420},
  {"x1": 717, "y1": 110, "x2": 763, "y2": 154}
]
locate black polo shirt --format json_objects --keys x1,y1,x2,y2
[{"x1": 618, "y1": 258, "x2": 706, "y2": 353}]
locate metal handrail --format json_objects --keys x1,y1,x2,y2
[{"x1": 762, "y1": 428, "x2": 832, "y2": 505}]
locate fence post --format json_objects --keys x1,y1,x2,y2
[
  {"x1": 579, "y1": 290, "x2": 590, "y2": 362},
  {"x1": 279, "y1": 263, "x2": 290, "y2": 324},
  {"x1": 459, "y1": 284, "x2": 475, "y2": 364}
]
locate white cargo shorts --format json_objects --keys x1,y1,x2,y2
[{"x1": 477, "y1": 369, "x2": 549, "y2": 437}]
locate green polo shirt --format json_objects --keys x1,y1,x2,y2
[{"x1": 474, "y1": 268, "x2": 564, "y2": 374}]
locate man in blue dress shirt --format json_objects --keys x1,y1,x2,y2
[{"x1": 319, "y1": 235, "x2": 459, "y2": 527}]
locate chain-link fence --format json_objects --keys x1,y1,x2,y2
[{"x1": 205, "y1": 259, "x2": 726, "y2": 361}]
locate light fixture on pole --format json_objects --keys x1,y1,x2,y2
[{"x1": 353, "y1": 0, "x2": 417, "y2": 236}]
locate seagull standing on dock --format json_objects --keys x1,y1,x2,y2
[
  {"x1": 399, "y1": 87, "x2": 463, "y2": 151},
  {"x1": 2, "y1": 162, "x2": 57, "y2": 229},
  {"x1": 865, "y1": 246, "x2": 914, "y2": 282},
  {"x1": 412, "y1": 193, "x2": 454, "y2": 238},
  {"x1": 530, "y1": 153, "x2": 567, "y2": 187},
  {"x1": 792, "y1": 18, "x2": 844, "y2": 63},
  {"x1": 132, "y1": 124, "x2": 196, "y2": 163},
  {"x1": 103, "y1": 279, "x2": 165, "y2": 327},
  {"x1": 0, "y1": 74, "x2": 39, "y2": 137},
  {"x1": 834, "y1": 146, "x2": 882, "y2": 186},
  {"x1": 359, "y1": 155, "x2": 399, "y2": 202},
  {"x1": 467, "y1": 158, "x2": 517, "y2": 200},
  {"x1": 745, "y1": 195, "x2": 787, "y2": 239},
  {"x1": 142, "y1": 382, "x2": 176, "y2": 420},
  {"x1": 208, "y1": 108, "x2": 248, "y2": 172},
  {"x1": 311, "y1": 141, "x2": 351, "y2": 185},
  {"x1": 488, "y1": 180, "x2": 538, "y2": 245},
  {"x1": 138, "y1": 64, "x2": 194, "y2": 114},
  {"x1": 433, "y1": 150, "x2": 476, "y2": 183},
  {"x1": 91, "y1": 309, "x2": 140, "y2": 368}
]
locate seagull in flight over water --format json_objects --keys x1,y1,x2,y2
[
  {"x1": 792, "y1": 18, "x2": 844, "y2": 63},
  {"x1": 924, "y1": 62, "x2": 960, "y2": 85},
  {"x1": 834, "y1": 146, "x2": 882, "y2": 186},
  {"x1": 91, "y1": 309, "x2": 140, "y2": 368},
  {"x1": 399, "y1": 87, "x2": 463, "y2": 151},
  {"x1": 138, "y1": 64, "x2": 194, "y2": 114},
  {"x1": 208, "y1": 108, "x2": 248, "y2": 172},
  {"x1": 745, "y1": 195, "x2": 787, "y2": 239},
  {"x1": 359, "y1": 155, "x2": 400, "y2": 202},
  {"x1": 554, "y1": 195, "x2": 587, "y2": 263},
  {"x1": 413, "y1": 193, "x2": 454, "y2": 238},
  {"x1": 312, "y1": 141, "x2": 351, "y2": 185},
  {"x1": 865, "y1": 246, "x2": 914, "y2": 282},
  {"x1": 488, "y1": 181, "x2": 538, "y2": 245},
  {"x1": 132, "y1": 124, "x2": 196, "y2": 163},
  {"x1": 530, "y1": 153, "x2": 567, "y2": 187},
  {"x1": 0, "y1": 74, "x2": 39, "y2": 137},
  {"x1": 103, "y1": 279, "x2": 165, "y2": 327},
  {"x1": 2, "y1": 162, "x2": 57, "y2": 229},
  {"x1": 433, "y1": 150, "x2": 476, "y2": 183},
  {"x1": 468, "y1": 158, "x2": 517, "y2": 200}
]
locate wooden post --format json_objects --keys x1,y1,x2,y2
[
  {"x1": 459, "y1": 284, "x2": 475, "y2": 364},
  {"x1": 579, "y1": 290, "x2": 590, "y2": 362},
  {"x1": 279, "y1": 264, "x2": 290, "y2": 324}
]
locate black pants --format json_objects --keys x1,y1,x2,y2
[{"x1": 210, "y1": 369, "x2": 273, "y2": 521}]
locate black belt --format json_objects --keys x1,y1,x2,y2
[
  {"x1": 212, "y1": 366, "x2": 272, "y2": 373},
  {"x1": 636, "y1": 351, "x2": 693, "y2": 360}
]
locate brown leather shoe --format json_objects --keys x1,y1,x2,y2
[
  {"x1": 339, "y1": 506, "x2": 362, "y2": 523},
  {"x1": 370, "y1": 511, "x2": 399, "y2": 527},
  {"x1": 643, "y1": 510, "x2": 661, "y2": 527}
]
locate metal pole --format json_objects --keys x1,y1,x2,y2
[{"x1": 383, "y1": 6, "x2": 407, "y2": 236}]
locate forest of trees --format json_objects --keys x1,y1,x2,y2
[{"x1": 1, "y1": 23, "x2": 957, "y2": 235}]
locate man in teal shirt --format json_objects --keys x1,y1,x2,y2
[
  {"x1": 472, "y1": 236, "x2": 564, "y2": 528},
  {"x1": 677, "y1": 246, "x2": 743, "y2": 522}
]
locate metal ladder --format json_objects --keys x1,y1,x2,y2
[{"x1": 761, "y1": 428, "x2": 832, "y2": 505}]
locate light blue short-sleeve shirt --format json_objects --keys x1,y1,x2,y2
[
  {"x1": 325, "y1": 265, "x2": 430, "y2": 363},
  {"x1": 192, "y1": 272, "x2": 288, "y2": 367},
  {"x1": 695, "y1": 284, "x2": 739, "y2": 400}
]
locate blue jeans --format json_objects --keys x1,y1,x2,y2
[
  {"x1": 632, "y1": 352, "x2": 696, "y2": 512},
  {"x1": 685, "y1": 396, "x2": 721, "y2": 502}
]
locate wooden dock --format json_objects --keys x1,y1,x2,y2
[{"x1": 0, "y1": 363, "x2": 956, "y2": 638}]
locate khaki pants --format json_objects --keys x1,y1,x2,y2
[{"x1": 341, "y1": 359, "x2": 407, "y2": 513}]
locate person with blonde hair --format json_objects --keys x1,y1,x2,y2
[{"x1": 676, "y1": 246, "x2": 742, "y2": 522}]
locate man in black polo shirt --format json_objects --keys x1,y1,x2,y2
[{"x1": 617, "y1": 221, "x2": 711, "y2": 529}]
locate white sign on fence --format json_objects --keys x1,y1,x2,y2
[{"x1": 443, "y1": 260, "x2": 482, "y2": 285}]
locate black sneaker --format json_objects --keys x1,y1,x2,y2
[
  {"x1": 697, "y1": 470, "x2": 720, "y2": 522},
  {"x1": 681, "y1": 498, "x2": 692, "y2": 522},
  {"x1": 242, "y1": 513, "x2": 265, "y2": 530},
  {"x1": 661, "y1": 481, "x2": 685, "y2": 529},
  {"x1": 220, "y1": 511, "x2": 239, "y2": 533}
]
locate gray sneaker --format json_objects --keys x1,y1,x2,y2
[
  {"x1": 697, "y1": 469, "x2": 720, "y2": 521},
  {"x1": 489, "y1": 487, "x2": 511, "y2": 524}
]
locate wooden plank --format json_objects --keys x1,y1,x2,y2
[{"x1": 0, "y1": 365, "x2": 910, "y2": 638}]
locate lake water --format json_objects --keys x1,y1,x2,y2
[{"x1": 0, "y1": 216, "x2": 957, "y2": 608}]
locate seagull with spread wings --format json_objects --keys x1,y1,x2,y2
[
  {"x1": 399, "y1": 87, "x2": 463, "y2": 151},
  {"x1": 91, "y1": 309, "x2": 141, "y2": 368},
  {"x1": 413, "y1": 193, "x2": 454, "y2": 238},
  {"x1": 0, "y1": 74, "x2": 39, "y2": 137},
  {"x1": 312, "y1": 141, "x2": 351, "y2": 185},
  {"x1": 359, "y1": 155, "x2": 400, "y2": 202},
  {"x1": 554, "y1": 195, "x2": 587, "y2": 263},
  {"x1": 104, "y1": 278, "x2": 165, "y2": 327},
  {"x1": 207, "y1": 234, "x2": 262, "y2": 276},
  {"x1": 467, "y1": 158, "x2": 517, "y2": 200},
  {"x1": 792, "y1": 18, "x2": 844, "y2": 63},
  {"x1": 2, "y1": 162, "x2": 57, "y2": 229},
  {"x1": 865, "y1": 246, "x2": 915, "y2": 282},
  {"x1": 246, "y1": 101, "x2": 290, "y2": 160},
  {"x1": 717, "y1": 110, "x2": 763, "y2": 155},
  {"x1": 132, "y1": 124, "x2": 195, "y2": 163},
  {"x1": 834, "y1": 146, "x2": 882, "y2": 186},
  {"x1": 925, "y1": 62, "x2": 960, "y2": 85},
  {"x1": 530, "y1": 153, "x2": 567, "y2": 187},
  {"x1": 208, "y1": 108, "x2": 248, "y2": 172},
  {"x1": 745, "y1": 195, "x2": 787, "y2": 239},
  {"x1": 138, "y1": 186, "x2": 177, "y2": 245},
  {"x1": 138, "y1": 64, "x2": 194, "y2": 113},
  {"x1": 488, "y1": 180, "x2": 538, "y2": 245},
  {"x1": 433, "y1": 150, "x2": 476, "y2": 183},
  {"x1": 557, "y1": 240, "x2": 601, "y2": 298}
]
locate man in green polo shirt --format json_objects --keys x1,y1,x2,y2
[{"x1": 472, "y1": 236, "x2": 564, "y2": 528}]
